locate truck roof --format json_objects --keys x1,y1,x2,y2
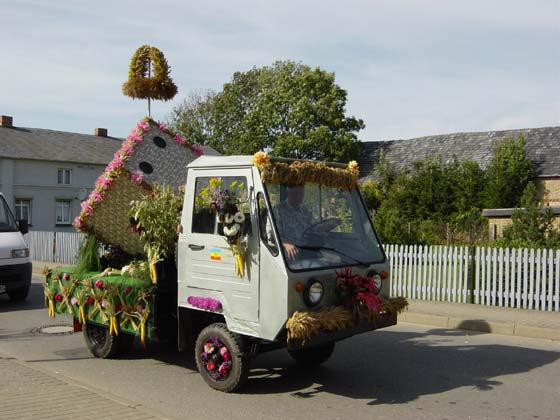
[
  {"x1": 188, "y1": 155, "x2": 349, "y2": 169},
  {"x1": 187, "y1": 155, "x2": 254, "y2": 169}
]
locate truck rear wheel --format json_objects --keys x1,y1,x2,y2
[
  {"x1": 83, "y1": 322, "x2": 120, "y2": 359},
  {"x1": 288, "y1": 341, "x2": 335, "y2": 367},
  {"x1": 195, "y1": 323, "x2": 250, "y2": 393}
]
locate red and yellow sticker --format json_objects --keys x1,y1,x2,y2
[{"x1": 210, "y1": 248, "x2": 222, "y2": 261}]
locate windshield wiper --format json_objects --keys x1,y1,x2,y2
[{"x1": 297, "y1": 245, "x2": 369, "y2": 266}]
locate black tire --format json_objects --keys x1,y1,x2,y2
[
  {"x1": 118, "y1": 333, "x2": 135, "y2": 354},
  {"x1": 195, "y1": 323, "x2": 250, "y2": 393},
  {"x1": 83, "y1": 322, "x2": 120, "y2": 359},
  {"x1": 8, "y1": 286, "x2": 29, "y2": 302},
  {"x1": 288, "y1": 341, "x2": 335, "y2": 367}
]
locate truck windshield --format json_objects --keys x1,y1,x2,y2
[
  {"x1": 264, "y1": 183, "x2": 385, "y2": 271},
  {"x1": 0, "y1": 196, "x2": 18, "y2": 232}
]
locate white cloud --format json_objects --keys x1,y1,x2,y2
[{"x1": 1, "y1": 0, "x2": 558, "y2": 141}]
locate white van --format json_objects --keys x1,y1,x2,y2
[{"x1": 0, "y1": 192, "x2": 31, "y2": 301}]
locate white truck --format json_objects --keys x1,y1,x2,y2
[
  {"x1": 0, "y1": 192, "x2": 31, "y2": 301},
  {"x1": 45, "y1": 155, "x2": 405, "y2": 392}
]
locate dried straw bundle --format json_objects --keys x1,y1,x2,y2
[
  {"x1": 286, "y1": 306, "x2": 353, "y2": 341},
  {"x1": 122, "y1": 45, "x2": 178, "y2": 101},
  {"x1": 81, "y1": 170, "x2": 148, "y2": 255},
  {"x1": 261, "y1": 160, "x2": 357, "y2": 191}
]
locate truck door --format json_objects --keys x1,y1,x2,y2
[{"x1": 180, "y1": 168, "x2": 259, "y2": 322}]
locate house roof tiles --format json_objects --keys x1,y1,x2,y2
[
  {"x1": 359, "y1": 126, "x2": 560, "y2": 180},
  {"x1": 0, "y1": 125, "x2": 218, "y2": 165}
]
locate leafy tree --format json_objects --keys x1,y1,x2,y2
[
  {"x1": 496, "y1": 183, "x2": 560, "y2": 249},
  {"x1": 168, "y1": 90, "x2": 216, "y2": 147},
  {"x1": 359, "y1": 180, "x2": 383, "y2": 212},
  {"x1": 484, "y1": 136, "x2": 536, "y2": 208},
  {"x1": 169, "y1": 61, "x2": 364, "y2": 162}
]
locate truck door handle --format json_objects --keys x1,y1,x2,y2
[{"x1": 189, "y1": 244, "x2": 205, "y2": 251}]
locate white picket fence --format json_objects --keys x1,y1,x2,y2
[
  {"x1": 26, "y1": 231, "x2": 86, "y2": 265},
  {"x1": 386, "y1": 244, "x2": 560, "y2": 312},
  {"x1": 24, "y1": 232, "x2": 560, "y2": 312}
]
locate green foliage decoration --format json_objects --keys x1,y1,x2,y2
[
  {"x1": 129, "y1": 184, "x2": 183, "y2": 263},
  {"x1": 75, "y1": 235, "x2": 101, "y2": 277}
]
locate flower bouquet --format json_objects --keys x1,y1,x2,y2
[
  {"x1": 335, "y1": 267, "x2": 381, "y2": 319},
  {"x1": 197, "y1": 178, "x2": 247, "y2": 277}
]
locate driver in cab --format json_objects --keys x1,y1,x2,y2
[{"x1": 272, "y1": 185, "x2": 339, "y2": 261}]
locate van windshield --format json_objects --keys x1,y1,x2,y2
[
  {"x1": 0, "y1": 196, "x2": 18, "y2": 232},
  {"x1": 264, "y1": 183, "x2": 385, "y2": 271}
]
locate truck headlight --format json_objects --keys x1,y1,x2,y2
[
  {"x1": 12, "y1": 248, "x2": 29, "y2": 258},
  {"x1": 304, "y1": 280, "x2": 324, "y2": 306}
]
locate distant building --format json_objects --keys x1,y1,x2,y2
[
  {"x1": 0, "y1": 114, "x2": 216, "y2": 232},
  {"x1": 358, "y1": 126, "x2": 560, "y2": 238}
]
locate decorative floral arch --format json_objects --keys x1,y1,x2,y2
[{"x1": 122, "y1": 45, "x2": 178, "y2": 101}]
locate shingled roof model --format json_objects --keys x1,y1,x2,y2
[
  {"x1": 359, "y1": 126, "x2": 560, "y2": 181},
  {"x1": 76, "y1": 117, "x2": 207, "y2": 255}
]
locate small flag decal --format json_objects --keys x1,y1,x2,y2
[{"x1": 210, "y1": 248, "x2": 222, "y2": 261}]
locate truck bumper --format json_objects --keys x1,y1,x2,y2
[
  {"x1": 286, "y1": 312, "x2": 397, "y2": 350},
  {"x1": 0, "y1": 262, "x2": 32, "y2": 294}
]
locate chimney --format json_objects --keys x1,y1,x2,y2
[
  {"x1": 1, "y1": 115, "x2": 13, "y2": 127},
  {"x1": 94, "y1": 128, "x2": 108, "y2": 137}
]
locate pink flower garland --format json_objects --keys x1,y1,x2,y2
[
  {"x1": 131, "y1": 170, "x2": 144, "y2": 184},
  {"x1": 187, "y1": 296, "x2": 222, "y2": 311},
  {"x1": 80, "y1": 201, "x2": 93, "y2": 215},
  {"x1": 193, "y1": 144, "x2": 204, "y2": 157}
]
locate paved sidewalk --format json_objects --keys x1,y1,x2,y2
[
  {"x1": 400, "y1": 299, "x2": 560, "y2": 341},
  {"x1": 0, "y1": 354, "x2": 171, "y2": 420}
]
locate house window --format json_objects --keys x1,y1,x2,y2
[
  {"x1": 57, "y1": 169, "x2": 71, "y2": 185},
  {"x1": 15, "y1": 199, "x2": 31, "y2": 223},
  {"x1": 56, "y1": 200, "x2": 71, "y2": 225}
]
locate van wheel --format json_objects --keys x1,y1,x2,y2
[
  {"x1": 8, "y1": 286, "x2": 29, "y2": 302},
  {"x1": 83, "y1": 322, "x2": 120, "y2": 359},
  {"x1": 195, "y1": 323, "x2": 250, "y2": 393},
  {"x1": 288, "y1": 341, "x2": 335, "y2": 367}
]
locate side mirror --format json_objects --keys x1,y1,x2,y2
[{"x1": 18, "y1": 219, "x2": 29, "y2": 234}]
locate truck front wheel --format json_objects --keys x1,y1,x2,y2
[
  {"x1": 288, "y1": 341, "x2": 335, "y2": 367},
  {"x1": 195, "y1": 323, "x2": 250, "y2": 393},
  {"x1": 83, "y1": 322, "x2": 120, "y2": 359}
]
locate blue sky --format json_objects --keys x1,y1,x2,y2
[{"x1": 1, "y1": 0, "x2": 558, "y2": 142}]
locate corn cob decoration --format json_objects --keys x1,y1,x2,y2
[
  {"x1": 43, "y1": 283, "x2": 55, "y2": 318},
  {"x1": 234, "y1": 253, "x2": 245, "y2": 277},
  {"x1": 149, "y1": 262, "x2": 158, "y2": 283},
  {"x1": 73, "y1": 288, "x2": 87, "y2": 324}
]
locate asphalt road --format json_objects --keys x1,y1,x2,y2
[{"x1": 1, "y1": 274, "x2": 559, "y2": 420}]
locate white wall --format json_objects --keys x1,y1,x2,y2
[{"x1": 8, "y1": 159, "x2": 106, "y2": 232}]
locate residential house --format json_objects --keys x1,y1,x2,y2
[
  {"x1": 0, "y1": 115, "x2": 123, "y2": 232},
  {"x1": 358, "y1": 126, "x2": 560, "y2": 238}
]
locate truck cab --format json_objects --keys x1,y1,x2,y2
[{"x1": 176, "y1": 155, "x2": 402, "y2": 391}]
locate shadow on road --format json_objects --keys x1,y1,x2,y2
[
  {"x1": 0, "y1": 283, "x2": 46, "y2": 312},
  {"x1": 18, "y1": 326, "x2": 559, "y2": 405},
  {"x1": 238, "y1": 328, "x2": 559, "y2": 405}
]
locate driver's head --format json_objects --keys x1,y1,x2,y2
[{"x1": 287, "y1": 185, "x2": 305, "y2": 208}]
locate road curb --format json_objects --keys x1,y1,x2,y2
[{"x1": 400, "y1": 311, "x2": 559, "y2": 341}]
